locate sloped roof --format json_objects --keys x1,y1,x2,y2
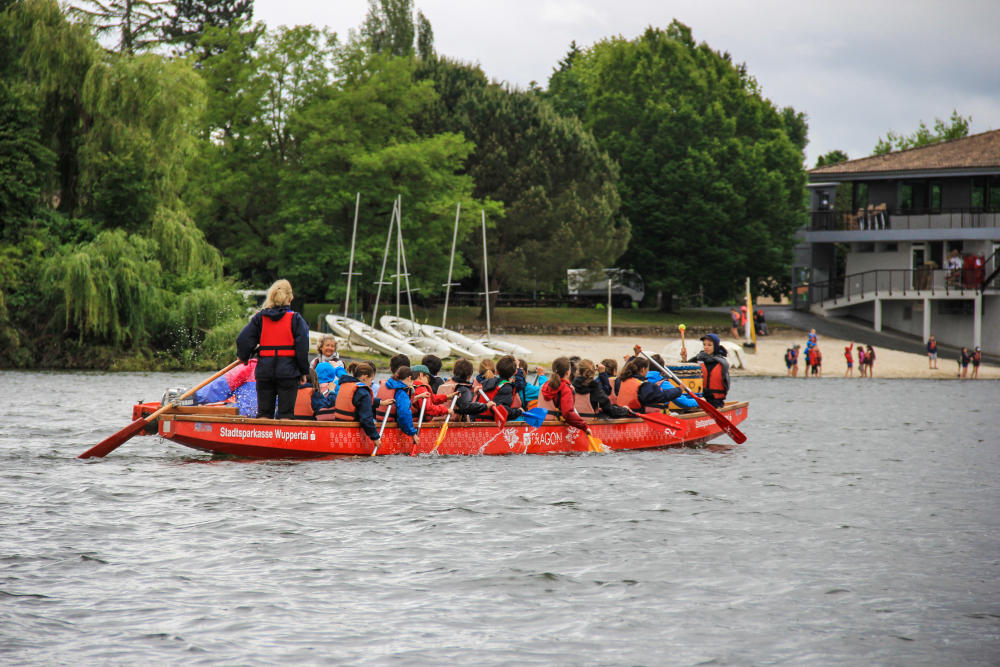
[{"x1": 809, "y1": 129, "x2": 1000, "y2": 178}]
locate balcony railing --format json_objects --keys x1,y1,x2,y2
[
  {"x1": 810, "y1": 207, "x2": 1000, "y2": 232},
  {"x1": 806, "y1": 265, "x2": 996, "y2": 307}
]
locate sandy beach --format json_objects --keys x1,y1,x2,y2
[{"x1": 496, "y1": 331, "x2": 999, "y2": 380}]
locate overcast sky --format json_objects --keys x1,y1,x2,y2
[{"x1": 251, "y1": 0, "x2": 1000, "y2": 167}]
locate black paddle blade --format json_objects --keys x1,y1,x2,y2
[{"x1": 78, "y1": 418, "x2": 147, "y2": 459}]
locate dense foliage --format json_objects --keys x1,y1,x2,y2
[
  {"x1": 0, "y1": 2, "x2": 811, "y2": 368},
  {"x1": 546, "y1": 22, "x2": 807, "y2": 303},
  {"x1": 873, "y1": 110, "x2": 970, "y2": 155}
]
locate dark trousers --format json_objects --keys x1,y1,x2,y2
[{"x1": 256, "y1": 376, "x2": 299, "y2": 419}]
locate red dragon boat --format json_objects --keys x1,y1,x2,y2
[{"x1": 124, "y1": 401, "x2": 749, "y2": 458}]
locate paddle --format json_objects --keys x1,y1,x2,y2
[
  {"x1": 586, "y1": 433, "x2": 605, "y2": 453},
  {"x1": 635, "y1": 410, "x2": 685, "y2": 431},
  {"x1": 410, "y1": 396, "x2": 427, "y2": 455},
  {"x1": 371, "y1": 404, "x2": 393, "y2": 457},
  {"x1": 79, "y1": 360, "x2": 242, "y2": 459},
  {"x1": 431, "y1": 395, "x2": 460, "y2": 453},
  {"x1": 521, "y1": 407, "x2": 548, "y2": 428},
  {"x1": 640, "y1": 351, "x2": 747, "y2": 444},
  {"x1": 678, "y1": 323, "x2": 687, "y2": 361},
  {"x1": 476, "y1": 388, "x2": 508, "y2": 428}
]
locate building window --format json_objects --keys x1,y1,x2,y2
[
  {"x1": 940, "y1": 300, "x2": 973, "y2": 315},
  {"x1": 930, "y1": 183, "x2": 941, "y2": 213},
  {"x1": 972, "y1": 178, "x2": 986, "y2": 210},
  {"x1": 989, "y1": 176, "x2": 1000, "y2": 213},
  {"x1": 900, "y1": 183, "x2": 913, "y2": 212},
  {"x1": 853, "y1": 182, "x2": 869, "y2": 210}
]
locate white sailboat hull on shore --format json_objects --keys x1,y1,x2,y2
[
  {"x1": 379, "y1": 315, "x2": 452, "y2": 358},
  {"x1": 325, "y1": 315, "x2": 424, "y2": 358}
]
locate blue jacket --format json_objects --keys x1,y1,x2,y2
[{"x1": 384, "y1": 377, "x2": 417, "y2": 436}]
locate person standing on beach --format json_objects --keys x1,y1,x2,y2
[
  {"x1": 959, "y1": 347, "x2": 971, "y2": 378},
  {"x1": 927, "y1": 335, "x2": 938, "y2": 369},
  {"x1": 857, "y1": 345, "x2": 867, "y2": 378},
  {"x1": 971, "y1": 347, "x2": 981, "y2": 379},
  {"x1": 785, "y1": 345, "x2": 799, "y2": 377},
  {"x1": 865, "y1": 345, "x2": 875, "y2": 377},
  {"x1": 844, "y1": 342, "x2": 854, "y2": 377},
  {"x1": 730, "y1": 309, "x2": 740, "y2": 338}
]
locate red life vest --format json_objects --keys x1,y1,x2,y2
[
  {"x1": 259, "y1": 312, "x2": 296, "y2": 357},
  {"x1": 474, "y1": 380, "x2": 513, "y2": 421},
  {"x1": 374, "y1": 381, "x2": 395, "y2": 420},
  {"x1": 293, "y1": 385, "x2": 314, "y2": 419},
  {"x1": 329, "y1": 381, "x2": 369, "y2": 421},
  {"x1": 701, "y1": 362, "x2": 727, "y2": 402},
  {"x1": 573, "y1": 388, "x2": 598, "y2": 418}
]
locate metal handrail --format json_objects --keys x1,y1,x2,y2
[
  {"x1": 807, "y1": 266, "x2": 993, "y2": 307},
  {"x1": 810, "y1": 208, "x2": 1000, "y2": 231}
]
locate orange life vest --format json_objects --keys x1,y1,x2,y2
[
  {"x1": 374, "y1": 381, "x2": 395, "y2": 420},
  {"x1": 536, "y1": 385, "x2": 560, "y2": 417},
  {"x1": 614, "y1": 377, "x2": 643, "y2": 411},
  {"x1": 701, "y1": 362, "x2": 727, "y2": 402},
  {"x1": 259, "y1": 312, "x2": 296, "y2": 357},
  {"x1": 293, "y1": 385, "x2": 314, "y2": 419},
  {"x1": 427, "y1": 379, "x2": 456, "y2": 421},
  {"x1": 329, "y1": 381, "x2": 369, "y2": 421},
  {"x1": 573, "y1": 388, "x2": 598, "y2": 418}
]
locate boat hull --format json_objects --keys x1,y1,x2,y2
[
  {"x1": 379, "y1": 316, "x2": 452, "y2": 357},
  {"x1": 325, "y1": 314, "x2": 424, "y2": 357},
  {"x1": 153, "y1": 403, "x2": 749, "y2": 458}
]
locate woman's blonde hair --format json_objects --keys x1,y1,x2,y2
[
  {"x1": 478, "y1": 358, "x2": 496, "y2": 376},
  {"x1": 263, "y1": 279, "x2": 294, "y2": 308}
]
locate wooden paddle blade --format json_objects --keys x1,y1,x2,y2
[
  {"x1": 432, "y1": 422, "x2": 449, "y2": 451},
  {"x1": 522, "y1": 408, "x2": 547, "y2": 428},
  {"x1": 78, "y1": 418, "x2": 147, "y2": 459}
]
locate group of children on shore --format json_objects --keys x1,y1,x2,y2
[
  {"x1": 278, "y1": 334, "x2": 731, "y2": 447},
  {"x1": 784, "y1": 330, "x2": 876, "y2": 378}
]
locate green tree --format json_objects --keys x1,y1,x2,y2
[
  {"x1": 546, "y1": 22, "x2": 806, "y2": 304},
  {"x1": 815, "y1": 149, "x2": 848, "y2": 168},
  {"x1": 161, "y1": 0, "x2": 253, "y2": 57},
  {"x1": 873, "y1": 110, "x2": 970, "y2": 155},
  {"x1": 275, "y1": 53, "x2": 489, "y2": 303},
  {"x1": 68, "y1": 0, "x2": 169, "y2": 54},
  {"x1": 414, "y1": 56, "x2": 629, "y2": 302},
  {"x1": 361, "y1": 0, "x2": 434, "y2": 59}
]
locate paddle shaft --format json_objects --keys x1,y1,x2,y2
[
  {"x1": 476, "y1": 388, "x2": 503, "y2": 422},
  {"x1": 371, "y1": 403, "x2": 393, "y2": 456},
  {"x1": 79, "y1": 359, "x2": 242, "y2": 459},
  {"x1": 431, "y1": 395, "x2": 460, "y2": 452},
  {"x1": 640, "y1": 351, "x2": 747, "y2": 444}
]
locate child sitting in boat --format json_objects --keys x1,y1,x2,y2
[
  {"x1": 411, "y1": 364, "x2": 455, "y2": 419},
  {"x1": 194, "y1": 358, "x2": 259, "y2": 416},
  {"x1": 538, "y1": 357, "x2": 592, "y2": 434},
  {"x1": 476, "y1": 355, "x2": 523, "y2": 421},
  {"x1": 321, "y1": 362, "x2": 391, "y2": 443},
  {"x1": 293, "y1": 367, "x2": 335, "y2": 419},
  {"x1": 598, "y1": 358, "x2": 617, "y2": 399},
  {"x1": 383, "y1": 366, "x2": 419, "y2": 446},
  {"x1": 451, "y1": 358, "x2": 494, "y2": 421},
  {"x1": 614, "y1": 356, "x2": 683, "y2": 413},
  {"x1": 420, "y1": 354, "x2": 445, "y2": 392},
  {"x1": 476, "y1": 358, "x2": 496, "y2": 384},
  {"x1": 573, "y1": 359, "x2": 632, "y2": 419},
  {"x1": 314, "y1": 361, "x2": 345, "y2": 398},
  {"x1": 311, "y1": 334, "x2": 344, "y2": 370},
  {"x1": 514, "y1": 359, "x2": 544, "y2": 410}
]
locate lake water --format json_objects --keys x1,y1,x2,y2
[{"x1": 1, "y1": 371, "x2": 998, "y2": 665}]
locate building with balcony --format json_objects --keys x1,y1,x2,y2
[{"x1": 796, "y1": 129, "x2": 1000, "y2": 354}]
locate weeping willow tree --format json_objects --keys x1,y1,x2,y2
[{"x1": 43, "y1": 230, "x2": 165, "y2": 346}]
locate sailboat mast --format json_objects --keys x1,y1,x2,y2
[
  {"x1": 343, "y1": 192, "x2": 360, "y2": 318},
  {"x1": 395, "y1": 195, "x2": 402, "y2": 318},
  {"x1": 371, "y1": 199, "x2": 397, "y2": 327},
  {"x1": 442, "y1": 203, "x2": 460, "y2": 329},
  {"x1": 481, "y1": 210, "x2": 491, "y2": 338}
]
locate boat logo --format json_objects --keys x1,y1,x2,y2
[{"x1": 501, "y1": 428, "x2": 519, "y2": 448}]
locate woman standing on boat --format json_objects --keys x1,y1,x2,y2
[{"x1": 236, "y1": 279, "x2": 310, "y2": 419}]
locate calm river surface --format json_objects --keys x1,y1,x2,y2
[{"x1": 1, "y1": 371, "x2": 998, "y2": 666}]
